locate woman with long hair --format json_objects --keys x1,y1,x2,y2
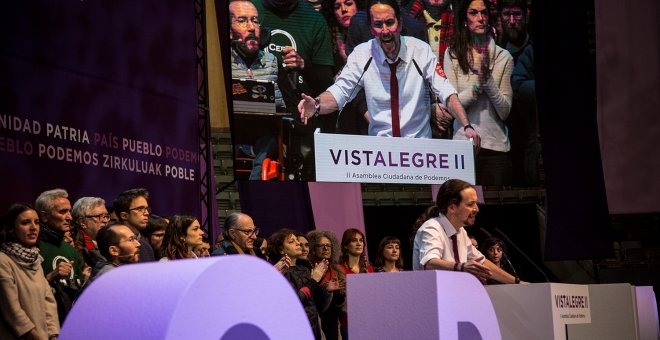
[
  {"x1": 374, "y1": 236, "x2": 404, "y2": 272},
  {"x1": 267, "y1": 229, "x2": 331, "y2": 340},
  {"x1": 307, "y1": 230, "x2": 344, "y2": 340},
  {"x1": 159, "y1": 215, "x2": 204, "y2": 260},
  {"x1": 445, "y1": 0, "x2": 514, "y2": 185},
  {"x1": 321, "y1": 0, "x2": 359, "y2": 74},
  {"x1": 337, "y1": 228, "x2": 373, "y2": 339},
  {"x1": 480, "y1": 237, "x2": 516, "y2": 284},
  {"x1": 0, "y1": 203, "x2": 59, "y2": 339}
]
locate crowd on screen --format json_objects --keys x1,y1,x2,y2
[
  {"x1": 231, "y1": 0, "x2": 538, "y2": 186},
  {"x1": 0, "y1": 183, "x2": 517, "y2": 339}
]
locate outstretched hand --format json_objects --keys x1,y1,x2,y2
[{"x1": 298, "y1": 93, "x2": 316, "y2": 124}]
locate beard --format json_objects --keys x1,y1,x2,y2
[
  {"x1": 504, "y1": 26, "x2": 526, "y2": 46},
  {"x1": 233, "y1": 35, "x2": 260, "y2": 60}
]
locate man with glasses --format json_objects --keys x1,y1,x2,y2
[
  {"x1": 498, "y1": 0, "x2": 530, "y2": 63},
  {"x1": 299, "y1": 0, "x2": 480, "y2": 147},
  {"x1": 229, "y1": 0, "x2": 298, "y2": 180},
  {"x1": 84, "y1": 223, "x2": 141, "y2": 289},
  {"x1": 113, "y1": 188, "x2": 156, "y2": 262},
  {"x1": 211, "y1": 212, "x2": 265, "y2": 259},
  {"x1": 35, "y1": 188, "x2": 84, "y2": 325},
  {"x1": 72, "y1": 197, "x2": 109, "y2": 269}
]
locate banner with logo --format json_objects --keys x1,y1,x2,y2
[
  {"x1": 0, "y1": 1, "x2": 199, "y2": 216},
  {"x1": 314, "y1": 132, "x2": 475, "y2": 184}
]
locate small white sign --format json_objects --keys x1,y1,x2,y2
[
  {"x1": 551, "y1": 284, "x2": 592, "y2": 325},
  {"x1": 314, "y1": 132, "x2": 476, "y2": 184}
]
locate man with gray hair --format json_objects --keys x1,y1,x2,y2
[
  {"x1": 72, "y1": 197, "x2": 109, "y2": 269},
  {"x1": 211, "y1": 212, "x2": 265, "y2": 259},
  {"x1": 35, "y1": 188, "x2": 84, "y2": 325}
]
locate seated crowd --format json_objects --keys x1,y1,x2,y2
[{"x1": 0, "y1": 182, "x2": 519, "y2": 339}]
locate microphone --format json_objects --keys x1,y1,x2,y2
[
  {"x1": 494, "y1": 227, "x2": 550, "y2": 282},
  {"x1": 412, "y1": 58, "x2": 442, "y2": 104},
  {"x1": 335, "y1": 57, "x2": 373, "y2": 131}
]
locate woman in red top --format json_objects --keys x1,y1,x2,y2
[{"x1": 337, "y1": 228, "x2": 373, "y2": 339}]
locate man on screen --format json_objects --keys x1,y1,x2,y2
[
  {"x1": 229, "y1": 0, "x2": 292, "y2": 179},
  {"x1": 298, "y1": 0, "x2": 480, "y2": 147},
  {"x1": 411, "y1": 179, "x2": 522, "y2": 284}
]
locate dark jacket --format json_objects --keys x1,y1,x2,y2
[
  {"x1": 283, "y1": 259, "x2": 332, "y2": 340},
  {"x1": 210, "y1": 240, "x2": 266, "y2": 260}
]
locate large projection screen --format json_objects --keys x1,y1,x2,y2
[{"x1": 221, "y1": 0, "x2": 539, "y2": 187}]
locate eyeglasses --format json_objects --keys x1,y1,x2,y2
[
  {"x1": 315, "y1": 244, "x2": 332, "y2": 249},
  {"x1": 372, "y1": 18, "x2": 396, "y2": 29},
  {"x1": 232, "y1": 227, "x2": 259, "y2": 237},
  {"x1": 85, "y1": 213, "x2": 111, "y2": 222},
  {"x1": 151, "y1": 232, "x2": 166, "y2": 238},
  {"x1": 129, "y1": 206, "x2": 151, "y2": 215},
  {"x1": 115, "y1": 235, "x2": 139, "y2": 245},
  {"x1": 232, "y1": 16, "x2": 260, "y2": 28}
]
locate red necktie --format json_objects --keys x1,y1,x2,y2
[
  {"x1": 388, "y1": 59, "x2": 401, "y2": 137},
  {"x1": 451, "y1": 234, "x2": 460, "y2": 262}
]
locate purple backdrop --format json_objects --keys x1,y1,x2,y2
[{"x1": 0, "y1": 1, "x2": 199, "y2": 217}]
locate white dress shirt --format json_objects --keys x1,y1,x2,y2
[
  {"x1": 412, "y1": 213, "x2": 485, "y2": 270},
  {"x1": 327, "y1": 36, "x2": 457, "y2": 138}
]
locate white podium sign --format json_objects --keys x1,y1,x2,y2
[
  {"x1": 486, "y1": 283, "x2": 592, "y2": 340},
  {"x1": 314, "y1": 132, "x2": 476, "y2": 184}
]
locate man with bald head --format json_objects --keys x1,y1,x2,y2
[{"x1": 211, "y1": 212, "x2": 265, "y2": 259}]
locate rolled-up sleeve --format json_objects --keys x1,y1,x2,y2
[{"x1": 417, "y1": 224, "x2": 446, "y2": 268}]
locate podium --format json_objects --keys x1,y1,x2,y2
[
  {"x1": 347, "y1": 270, "x2": 501, "y2": 339},
  {"x1": 486, "y1": 283, "x2": 592, "y2": 340},
  {"x1": 486, "y1": 283, "x2": 658, "y2": 340}
]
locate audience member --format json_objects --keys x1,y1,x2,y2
[
  {"x1": 71, "y1": 197, "x2": 109, "y2": 271},
  {"x1": 267, "y1": 229, "x2": 332, "y2": 340},
  {"x1": 107, "y1": 207, "x2": 119, "y2": 224},
  {"x1": 469, "y1": 234, "x2": 478, "y2": 248},
  {"x1": 159, "y1": 215, "x2": 205, "y2": 261},
  {"x1": 211, "y1": 212, "x2": 265, "y2": 259},
  {"x1": 373, "y1": 236, "x2": 403, "y2": 272},
  {"x1": 480, "y1": 237, "x2": 516, "y2": 284},
  {"x1": 444, "y1": 0, "x2": 513, "y2": 185},
  {"x1": 194, "y1": 242, "x2": 211, "y2": 258},
  {"x1": 229, "y1": 0, "x2": 296, "y2": 179},
  {"x1": 0, "y1": 203, "x2": 60, "y2": 340},
  {"x1": 113, "y1": 188, "x2": 156, "y2": 262},
  {"x1": 35, "y1": 189, "x2": 83, "y2": 325},
  {"x1": 411, "y1": 179, "x2": 522, "y2": 284},
  {"x1": 297, "y1": 232, "x2": 310, "y2": 261},
  {"x1": 254, "y1": 0, "x2": 337, "y2": 133},
  {"x1": 337, "y1": 228, "x2": 373, "y2": 339},
  {"x1": 143, "y1": 214, "x2": 168, "y2": 258},
  {"x1": 408, "y1": 0, "x2": 457, "y2": 62},
  {"x1": 255, "y1": 237, "x2": 268, "y2": 261},
  {"x1": 84, "y1": 223, "x2": 141, "y2": 289},
  {"x1": 321, "y1": 0, "x2": 359, "y2": 74},
  {"x1": 497, "y1": 0, "x2": 529, "y2": 62},
  {"x1": 501, "y1": 0, "x2": 539, "y2": 186},
  {"x1": 307, "y1": 230, "x2": 345, "y2": 340}
]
